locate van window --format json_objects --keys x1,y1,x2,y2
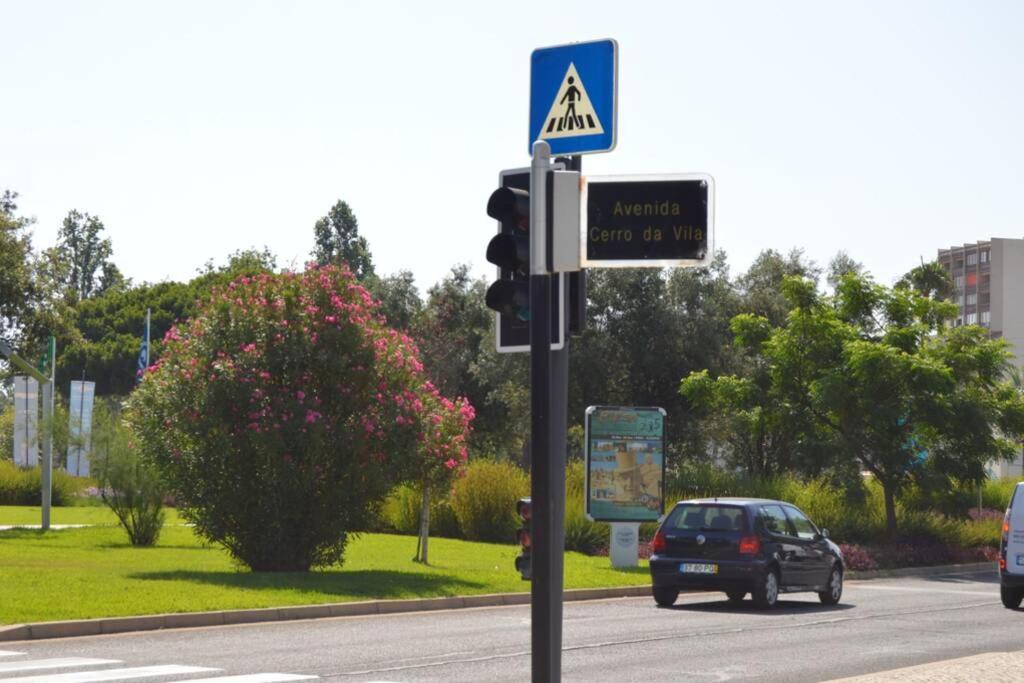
[{"x1": 665, "y1": 504, "x2": 747, "y2": 532}]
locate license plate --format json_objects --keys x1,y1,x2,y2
[{"x1": 680, "y1": 563, "x2": 718, "y2": 574}]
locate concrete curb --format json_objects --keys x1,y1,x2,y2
[
  {"x1": 0, "y1": 563, "x2": 994, "y2": 643},
  {"x1": 846, "y1": 560, "x2": 995, "y2": 581}
]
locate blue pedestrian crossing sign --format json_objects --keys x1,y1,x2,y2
[{"x1": 530, "y1": 39, "x2": 617, "y2": 156}]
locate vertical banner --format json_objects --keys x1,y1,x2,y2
[
  {"x1": 67, "y1": 381, "x2": 96, "y2": 477},
  {"x1": 12, "y1": 376, "x2": 39, "y2": 468},
  {"x1": 585, "y1": 406, "x2": 666, "y2": 522}
]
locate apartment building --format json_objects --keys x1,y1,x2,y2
[{"x1": 937, "y1": 238, "x2": 1024, "y2": 478}]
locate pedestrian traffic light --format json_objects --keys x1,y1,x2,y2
[{"x1": 515, "y1": 497, "x2": 532, "y2": 580}]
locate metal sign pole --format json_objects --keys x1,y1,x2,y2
[{"x1": 528, "y1": 140, "x2": 559, "y2": 682}]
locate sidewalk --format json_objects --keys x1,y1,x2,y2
[{"x1": 828, "y1": 651, "x2": 1024, "y2": 682}]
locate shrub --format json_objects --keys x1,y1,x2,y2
[
  {"x1": 0, "y1": 409, "x2": 12, "y2": 463},
  {"x1": 127, "y1": 265, "x2": 472, "y2": 571},
  {"x1": 983, "y1": 478, "x2": 1018, "y2": 510},
  {"x1": 0, "y1": 460, "x2": 84, "y2": 505},
  {"x1": 380, "y1": 482, "x2": 462, "y2": 538},
  {"x1": 564, "y1": 461, "x2": 607, "y2": 554},
  {"x1": 450, "y1": 459, "x2": 528, "y2": 542},
  {"x1": 91, "y1": 409, "x2": 165, "y2": 547}
]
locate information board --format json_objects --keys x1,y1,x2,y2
[{"x1": 585, "y1": 406, "x2": 666, "y2": 522}]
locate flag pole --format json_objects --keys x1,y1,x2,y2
[
  {"x1": 41, "y1": 335, "x2": 55, "y2": 530},
  {"x1": 145, "y1": 308, "x2": 151, "y2": 370}
]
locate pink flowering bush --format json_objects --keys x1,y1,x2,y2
[{"x1": 127, "y1": 265, "x2": 472, "y2": 571}]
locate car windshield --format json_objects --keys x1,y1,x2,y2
[{"x1": 665, "y1": 504, "x2": 747, "y2": 532}]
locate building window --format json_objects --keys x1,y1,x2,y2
[
  {"x1": 955, "y1": 259, "x2": 964, "y2": 269},
  {"x1": 981, "y1": 311, "x2": 991, "y2": 324},
  {"x1": 967, "y1": 252, "x2": 978, "y2": 265},
  {"x1": 966, "y1": 313, "x2": 978, "y2": 325},
  {"x1": 966, "y1": 293, "x2": 977, "y2": 305},
  {"x1": 955, "y1": 318, "x2": 963, "y2": 327},
  {"x1": 981, "y1": 250, "x2": 990, "y2": 263},
  {"x1": 954, "y1": 275, "x2": 964, "y2": 288}
]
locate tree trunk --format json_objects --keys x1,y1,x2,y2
[
  {"x1": 415, "y1": 480, "x2": 431, "y2": 565},
  {"x1": 883, "y1": 482, "x2": 898, "y2": 541}
]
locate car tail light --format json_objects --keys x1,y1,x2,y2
[
  {"x1": 1004, "y1": 519, "x2": 1010, "y2": 534},
  {"x1": 739, "y1": 535, "x2": 761, "y2": 555},
  {"x1": 1000, "y1": 557, "x2": 1007, "y2": 570},
  {"x1": 652, "y1": 531, "x2": 666, "y2": 554}
]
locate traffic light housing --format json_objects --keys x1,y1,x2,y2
[
  {"x1": 485, "y1": 167, "x2": 573, "y2": 353},
  {"x1": 485, "y1": 185, "x2": 531, "y2": 321},
  {"x1": 515, "y1": 497, "x2": 532, "y2": 580}
]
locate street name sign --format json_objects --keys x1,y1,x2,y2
[
  {"x1": 585, "y1": 406, "x2": 666, "y2": 522},
  {"x1": 581, "y1": 173, "x2": 714, "y2": 268},
  {"x1": 530, "y1": 39, "x2": 617, "y2": 156}
]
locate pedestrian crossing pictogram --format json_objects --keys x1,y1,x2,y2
[{"x1": 539, "y1": 63, "x2": 605, "y2": 141}]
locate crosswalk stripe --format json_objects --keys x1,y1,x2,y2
[
  {"x1": 0, "y1": 654, "x2": 23, "y2": 659},
  {"x1": 0, "y1": 665, "x2": 219, "y2": 683},
  {"x1": 0, "y1": 658, "x2": 120, "y2": 673},
  {"x1": 184, "y1": 675, "x2": 318, "y2": 682}
]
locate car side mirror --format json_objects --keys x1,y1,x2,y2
[{"x1": 818, "y1": 528, "x2": 829, "y2": 540}]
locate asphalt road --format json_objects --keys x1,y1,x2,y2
[{"x1": 2, "y1": 567, "x2": 1017, "y2": 682}]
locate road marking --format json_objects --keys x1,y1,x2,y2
[
  {"x1": 0, "y1": 653, "x2": 23, "y2": 658},
  {"x1": 851, "y1": 584, "x2": 995, "y2": 597},
  {"x1": 0, "y1": 665, "x2": 218, "y2": 683},
  {"x1": 184, "y1": 675, "x2": 317, "y2": 682},
  {"x1": 0, "y1": 658, "x2": 120, "y2": 674}
]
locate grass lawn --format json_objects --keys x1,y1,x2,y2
[
  {"x1": 0, "y1": 525, "x2": 649, "y2": 624},
  {"x1": 0, "y1": 505, "x2": 183, "y2": 526}
]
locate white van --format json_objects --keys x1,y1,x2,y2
[{"x1": 1000, "y1": 482, "x2": 1024, "y2": 608}]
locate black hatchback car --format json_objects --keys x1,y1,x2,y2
[{"x1": 649, "y1": 498, "x2": 844, "y2": 608}]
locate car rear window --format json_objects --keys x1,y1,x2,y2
[{"x1": 665, "y1": 504, "x2": 747, "y2": 532}]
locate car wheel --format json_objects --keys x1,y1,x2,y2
[
  {"x1": 818, "y1": 566, "x2": 843, "y2": 605},
  {"x1": 752, "y1": 568, "x2": 780, "y2": 609},
  {"x1": 653, "y1": 586, "x2": 679, "y2": 607},
  {"x1": 1001, "y1": 584, "x2": 1023, "y2": 609},
  {"x1": 725, "y1": 589, "x2": 746, "y2": 603}
]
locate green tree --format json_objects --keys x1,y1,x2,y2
[
  {"x1": 0, "y1": 190, "x2": 35, "y2": 340},
  {"x1": 312, "y1": 200, "x2": 374, "y2": 280},
  {"x1": 684, "y1": 272, "x2": 1024, "y2": 538},
  {"x1": 736, "y1": 248, "x2": 820, "y2": 327},
  {"x1": 55, "y1": 248, "x2": 278, "y2": 397},
  {"x1": 366, "y1": 270, "x2": 421, "y2": 331},
  {"x1": 826, "y1": 250, "x2": 863, "y2": 290},
  {"x1": 53, "y1": 210, "x2": 114, "y2": 302},
  {"x1": 572, "y1": 255, "x2": 738, "y2": 459},
  {"x1": 897, "y1": 260, "x2": 954, "y2": 301}
]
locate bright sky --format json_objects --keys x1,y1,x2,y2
[{"x1": 3, "y1": 0, "x2": 1023, "y2": 294}]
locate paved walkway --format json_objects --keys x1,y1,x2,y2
[{"x1": 829, "y1": 651, "x2": 1024, "y2": 682}]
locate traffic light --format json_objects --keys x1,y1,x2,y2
[
  {"x1": 485, "y1": 182, "x2": 531, "y2": 321},
  {"x1": 515, "y1": 497, "x2": 532, "y2": 580},
  {"x1": 485, "y1": 167, "x2": 579, "y2": 353}
]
